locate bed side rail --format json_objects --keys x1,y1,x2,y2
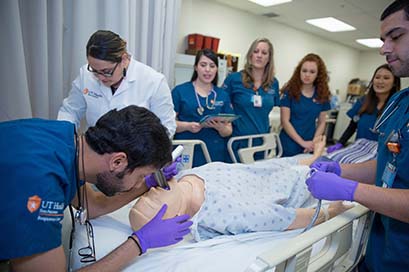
[
  {"x1": 172, "y1": 139, "x2": 212, "y2": 170},
  {"x1": 246, "y1": 204, "x2": 371, "y2": 272},
  {"x1": 227, "y1": 132, "x2": 283, "y2": 163}
]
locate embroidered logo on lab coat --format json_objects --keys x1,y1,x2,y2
[
  {"x1": 83, "y1": 88, "x2": 103, "y2": 99},
  {"x1": 27, "y1": 195, "x2": 41, "y2": 213}
]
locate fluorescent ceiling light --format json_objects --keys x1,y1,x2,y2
[
  {"x1": 306, "y1": 17, "x2": 356, "y2": 32},
  {"x1": 248, "y1": 0, "x2": 292, "y2": 7},
  {"x1": 356, "y1": 38, "x2": 383, "y2": 48}
]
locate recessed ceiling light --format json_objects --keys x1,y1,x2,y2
[
  {"x1": 248, "y1": 0, "x2": 292, "y2": 7},
  {"x1": 306, "y1": 17, "x2": 356, "y2": 32},
  {"x1": 356, "y1": 38, "x2": 384, "y2": 48}
]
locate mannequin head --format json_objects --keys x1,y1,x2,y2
[{"x1": 129, "y1": 175, "x2": 205, "y2": 231}]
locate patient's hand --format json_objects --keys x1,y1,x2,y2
[
  {"x1": 328, "y1": 201, "x2": 354, "y2": 219},
  {"x1": 312, "y1": 135, "x2": 326, "y2": 156}
]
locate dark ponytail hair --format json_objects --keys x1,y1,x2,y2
[{"x1": 86, "y1": 30, "x2": 127, "y2": 62}]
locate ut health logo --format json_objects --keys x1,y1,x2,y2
[{"x1": 27, "y1": 195, "x2": 42, "y2": 213}]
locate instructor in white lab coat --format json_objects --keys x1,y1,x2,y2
[{"x1": 58, "y1": 30, "x2": 176, "y2": 136}]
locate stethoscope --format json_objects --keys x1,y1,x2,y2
[
  {"x1": 68, "y1": 132, "x2": 95, "y2": 271},
  {"x1": 370, "y1": 93, "x2": 404, "y2": 136},
  {"x1": 194, "y1": 85, "x2": 217, "y2": 116}
]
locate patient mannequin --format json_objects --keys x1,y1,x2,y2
[{"x1": 130, "y1": 136, "x2": 352, "y2": 240}]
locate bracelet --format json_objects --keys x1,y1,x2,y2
[
  {"x1": 322, "y1": 206, "x2": 330, "y2": 222},
  {"x1": 128, "y1": 235, "x2": 143, "y2": 255}
]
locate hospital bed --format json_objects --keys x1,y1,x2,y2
[
  {"x1": 230, "y1": 136, "x2": 372, "y2": 271},
  {"x1": 247, "y1": 204, "x2": 371, "y2": 272},
  {"x1": 227, "y1": 132, "x2": 283, "y2": 163},
  {"x1": 68, "y1": 200, "x2": 371, "y2": 272},
  {"x1": 172, "y1": 139, "x2": 212, "y2": 169},
  {"x1": 66, "y1": 139, "x2": 372, "y2": 271}
]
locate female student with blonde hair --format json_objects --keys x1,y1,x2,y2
[{"x1": 222, "y1": 38, "x2": 280, "y2": 161}]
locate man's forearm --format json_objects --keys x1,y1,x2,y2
[
  {"x1": 78, "y1": 237, "x2": 141, "y2": 271},
  {"x1": 341, "y1": 160, "x2": 377, "y2": 184},
  {"x1": 354, "y1": 183, "x2": 409, "y2": 223}
]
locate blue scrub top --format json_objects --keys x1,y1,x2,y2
[
  {"x1": 172, "y1": 82, "x2": 234, "y2": 167},
  {"x1": 222, "y1": 72, "x2": 280, "y2": 137},
  {"x1": 279, "y1": 90, "x2": 331, "y2": 157},
  {"x1": 346, "y1": 97, "x2": 378, "y2": 141},
  {"x1": 222, "y1": 72, "x2": 280, "y2": 161},
  {"x1": 363, "y1": 88, "x2": 409, "y2": 271},
  {"x1": 0, "y1": 119, "x2": 77, "y2": 259}
]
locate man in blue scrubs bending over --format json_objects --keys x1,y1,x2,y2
[
  {"x1": 306, "y1": 1, "x2": 409, "y2": 271},
  {"x1": 0, "y1": 106, "x2": 192, "y2": 271}
]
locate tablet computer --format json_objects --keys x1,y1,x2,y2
[{"x1": 199, "y1": 113, "x2": 240, "y2": 124}]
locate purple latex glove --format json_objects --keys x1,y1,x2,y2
[
  {"x1": 306, "y1": 171, "x2": 358, "y2": 201},
  {"x1": 133, "y1": 204, "x2": 192, "y2": 254},
  {"x1": 162, "y1": 156, "x2": 182, "y2": 179},
  {"x1": 144, "y1": 157, "x2": 182, "y2": 189},
  {"x1": 310, "y1": 160, "x2": 342, "y2": 176},
  {"x1": 327, "y1": 143, "x2": 343, "y2": 153},
  {"x1": 144, "y1": 174, "x2": 158, "y2": 189}
]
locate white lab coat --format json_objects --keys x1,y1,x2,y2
[{"x1": 58, "y1": 57, "x2": 176, "y2": 137}]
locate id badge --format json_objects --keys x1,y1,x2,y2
[
  {"x1": 253, "y1": 95, "x2": 262, "y2": 107},
  {"x1": 381, "y1": 162, "x2": 397, "y2": 188}
]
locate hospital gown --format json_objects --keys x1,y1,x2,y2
[{"x1": 177, "y1": 158, "x2": 315, "y2": 241}]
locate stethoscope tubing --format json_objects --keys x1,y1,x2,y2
[
  {"x1": 371, "y1": 94, "x2": 403, "y2": 134},
  {"x1": 194, "y1": 85, "x2": 217, "y2": 112},
  {"x1": 302, "y1": 168, "x2": 321, "y2": 233}
]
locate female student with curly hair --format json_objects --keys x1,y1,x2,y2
[{"x1": 279, "y1": 53, "x2": 331, "y2": 157}]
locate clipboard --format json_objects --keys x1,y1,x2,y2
[{"x1": 199, "y1": 113, "x2": 240, "y2": 124}]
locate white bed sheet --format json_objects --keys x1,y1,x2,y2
[{"x1": 71, "y1": 200, "x2": 328, "y2": 272}]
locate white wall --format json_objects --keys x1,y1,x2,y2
[
  {"x1": 358, "y1": 51, "x2": 409, "y2": 88},
  {"x1": 177, "y1": 0, "x2": 390, "y2": 100},
  {"x1": 357, "y1": 51, "x2": 386, "y2": 81}
]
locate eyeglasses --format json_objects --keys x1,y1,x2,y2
[
  {"x1": 87, "y1": 62, "x2": 120, "y2": 77},
  {"x1": 78, "y1": 220, "x2": 96, "y2": 263}
]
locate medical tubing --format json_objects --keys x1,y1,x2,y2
[
  {"x1": 302, "y1": 199, "x2": 322, "y2": 233},
  {"x1": 302, "y1": 168, "x2": 321, "y2": 233}
]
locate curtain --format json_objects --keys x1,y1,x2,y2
[{"x1": 0, "y1": 0, "x2": 181, "y2": 121}]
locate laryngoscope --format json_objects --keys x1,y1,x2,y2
[{"x1": 153, "y1": 145, "x2": 184, "y2": 189}]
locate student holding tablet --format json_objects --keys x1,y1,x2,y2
[{"x1": 172, "y1": 49, "x2": 234, "y2": 167}]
